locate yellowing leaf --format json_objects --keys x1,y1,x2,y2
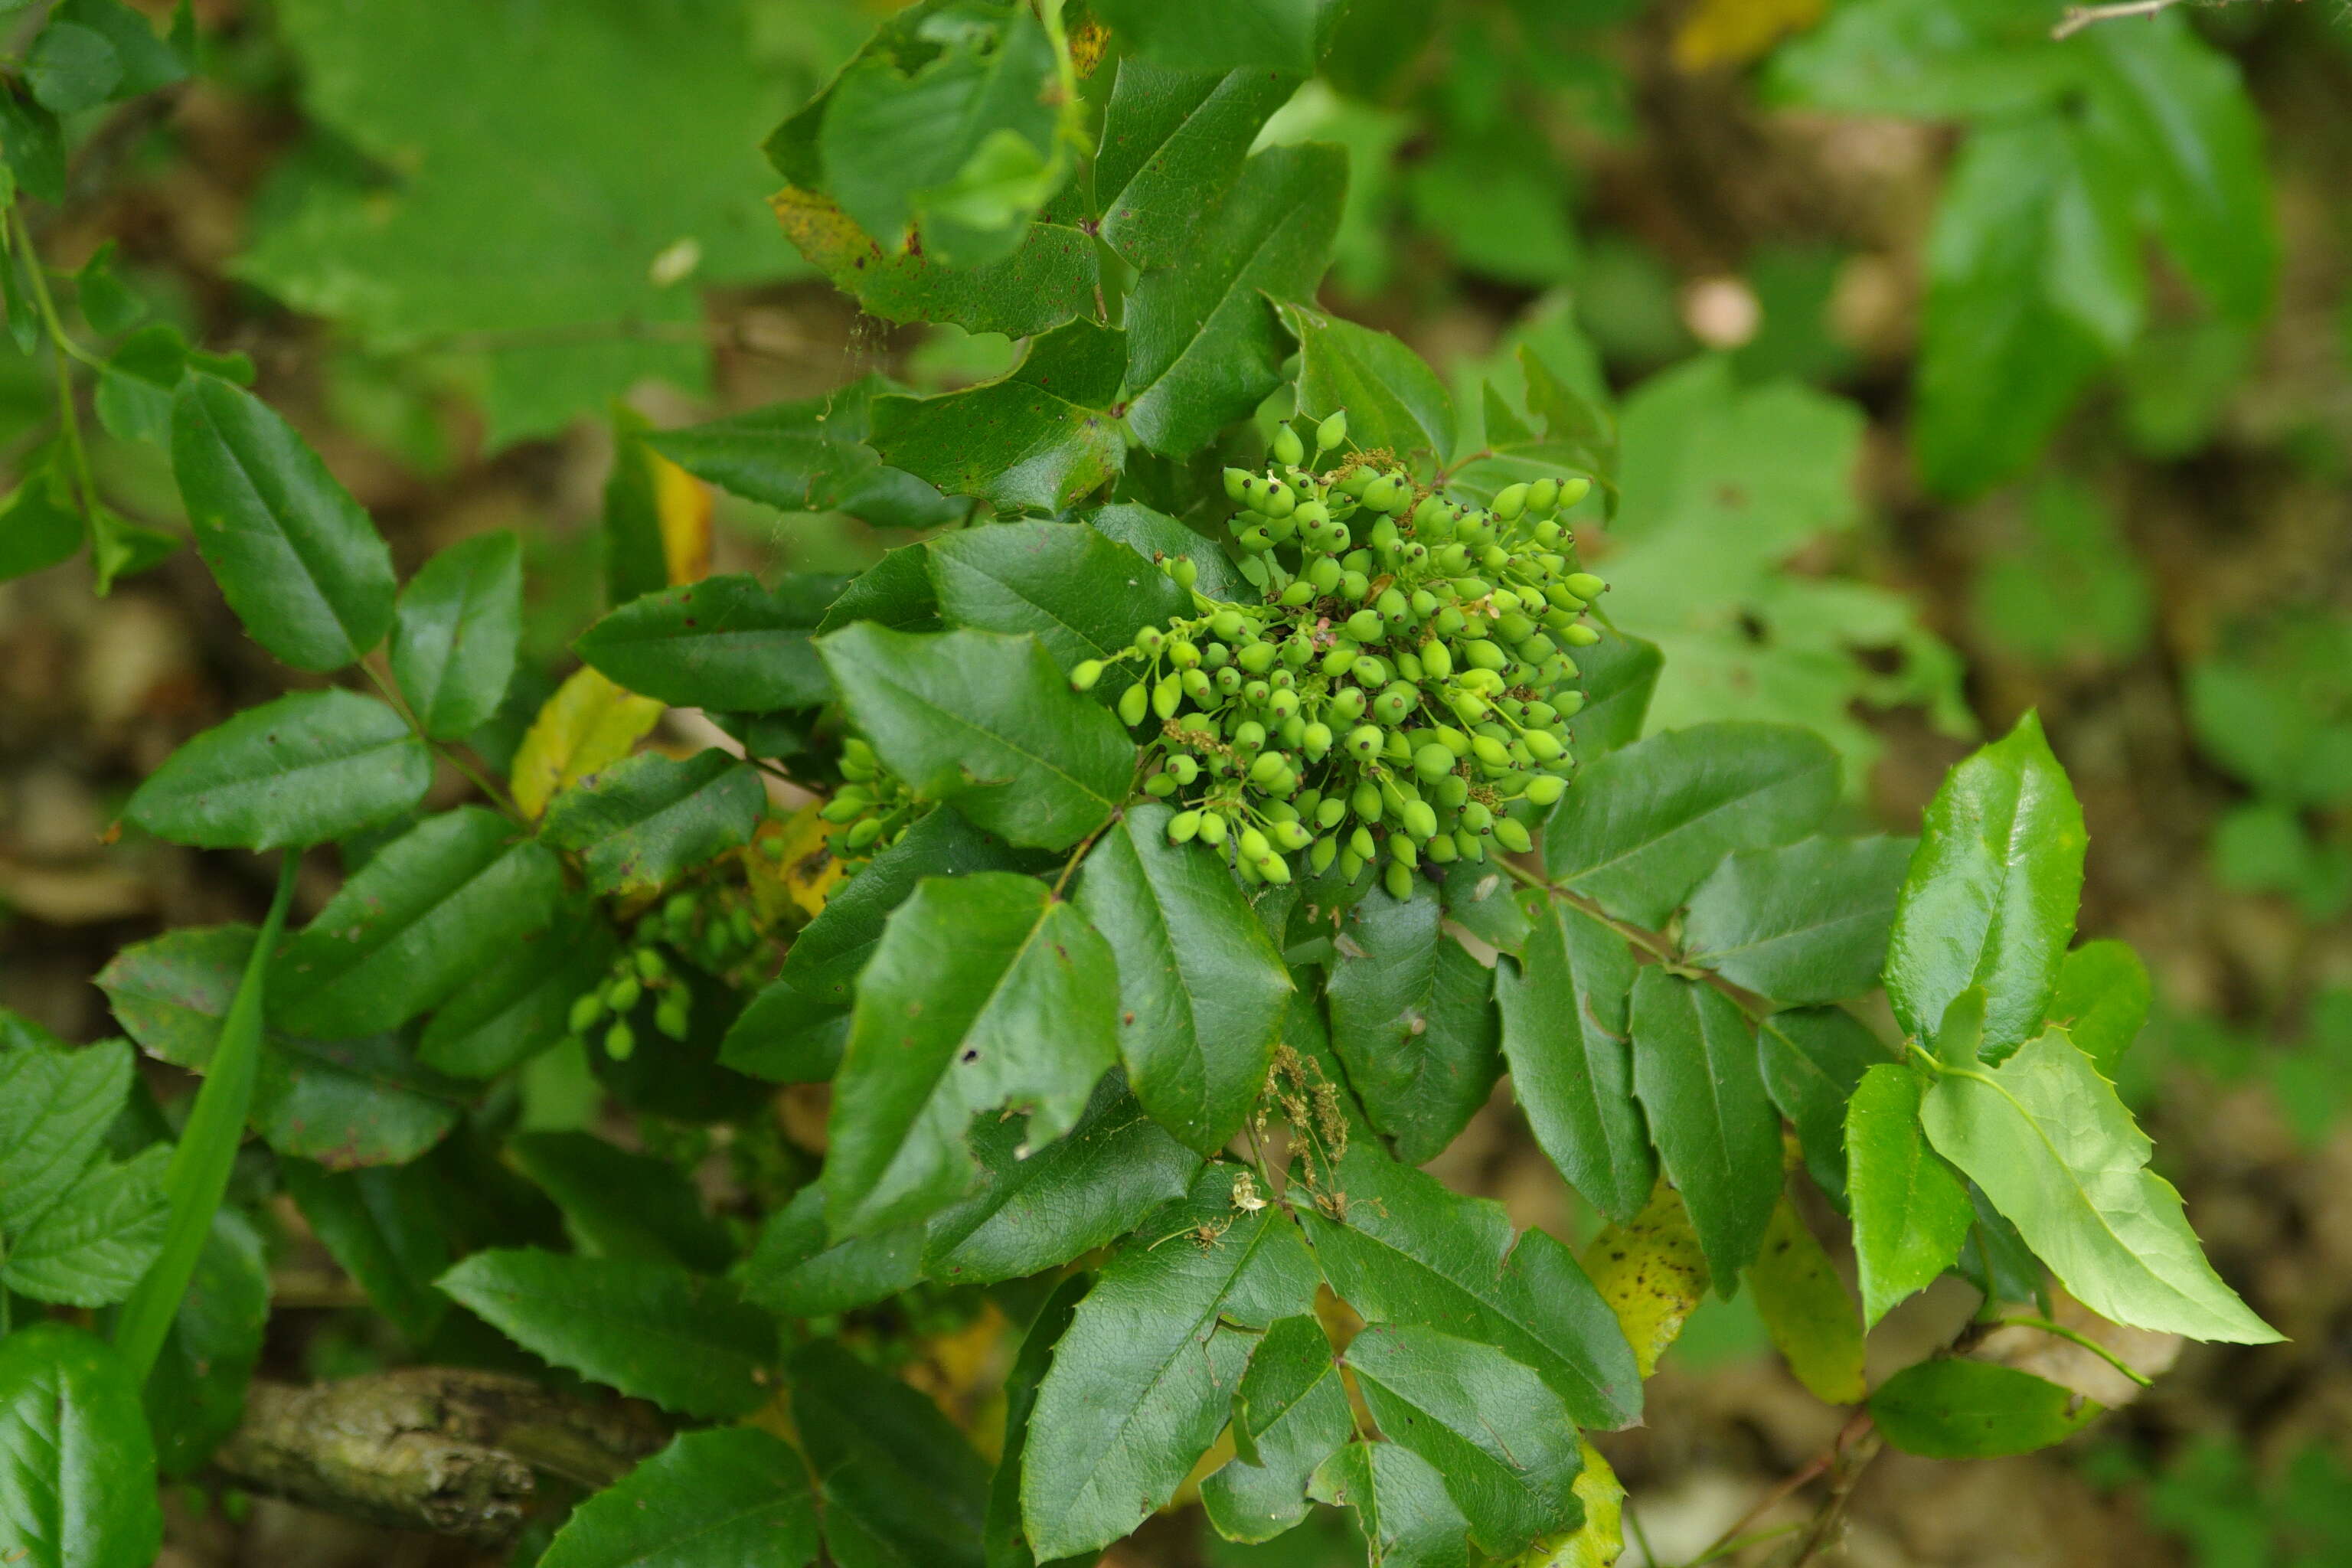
[
  {"x1": 1583, "y1": 1181, "x2": 1710, "y2": 1378},
  {"x1": 511, "y1": 667, "x2": 664, "y2": 820},
  {"x1": 1746, "y1": 1197, "x2": 1867, "y2": 1404},
  {"x1": 746, "y1": 802, "x2": 845, "y2": 926},
  {"x1": 654, "y1": 450, "x2": 712, "y2": 585},
  {"x1": 1673, "y1": 0, "x2": 1825, "y2": 72},
  {"x1": 1513, "y1": 1440, "x2": 1625, "y2": 1568}
]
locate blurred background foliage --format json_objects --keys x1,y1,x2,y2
[{"x1": 3, "y1": 0, "x2": 2350, "y2": 1562}]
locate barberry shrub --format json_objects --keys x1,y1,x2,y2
[{"x1": 0, "y1": 3, "x2": 2277, "y2": 1565}]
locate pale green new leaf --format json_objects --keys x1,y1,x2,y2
[
  {"x1": 823, "y1": 873, "x2": 1120, "y2": 1237},
  {"x1": 1628, "y1": 969, "x2": 1779, "y2": 1292},
  {"x1": 1920, "y1": 1030, "x2": 2279, "y2": 1342},
  {"x1": 1021, "y1": 1166, "x2": 1320, "y2": 1560},
  {"x1": 819, "y1": 623, "x2": 1135, "y2": 851},
  {"x1": 2046, "y1": 939, "x2": 2151, "y2": 1080},
  {"x1": 1846, "y1": 1063, "x2": 1973, "y2": 1327},
  {"x1": 275, "y1": 806, "x2": 567, "y2": 1036},
  {"x1": 1542, "y1": 721, "x2": 1838, "y2": 927},
  {"x1": 1883, "y1": 711, "x2": 2086, "y2": 1063},
  {"x1": 1345, "y1": 1324, "x2": 1586, "y2": 1557}
]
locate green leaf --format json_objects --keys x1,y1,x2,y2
[
  {"x1": 1093, "y1": 0, "x2": 1328, "y2": 75},
  {"x1": 122, "y1": 689, "x2": 430, "y2": 851},
  {"x1": 1278, "y1": 302, "x2": 1458, "y2": 467},
  {"x1": 1326, "y1": 884, "x2": 1501, "y2": 1166},
  {"x1": 1745, "y1": 1198, "x2": 1866, "y2": 1404},
  {"x1": 2, "y1": 1145, "x2": 168, "y2": 1306},
  {"x1": 871, "y1": 320, "x2": 1128, "y2": 512},
  {"x1": 539, "y1": 1426, "x2": 818, "y2": 1568},
  {"x1": 603, "y1": 407, "x2": 678, "y2": 609},
  {"x1": 418, "y1": 900, "x2": 618, "y2": 1077},
  {"x1": 988, "y1": 1272, "x2": 1091, "y2": 1568},
  {"x1": 924, "y1": 1075, "x2": 1200, "y2": 1286},
  {"x1": 1562, "y1": 629, "x2": 1661, "y2": 761},
  {"x1": 1496, "y1": 900, "x2": 1652, "y2": 1226},
  {"x1": 1076, "y1": 804, "x2": 1295, "y2": 1155},
  {"x1": 100, "y1": 925, "x2": 466, "y2": 1168},
  {"x1": 1756, "y1": 1006, "x2": 1886, "y2": 1206},
  {"x1": 1598, "y1": 356, "x2": 1962, "y2": 779},
  {"x1": 1846, "y1": 1063, "x2": 1973, "y2": 1328},
  {"x1": 2047, "y1": 939, "x2": 2151, "y2": 1080},
  {"x1": 2081, "y1": 17, "x2": 2274, "y2": 326},
  {"x1": 390, "y1": 531, "x2": 521, "y2": 740},
  {"x1": 1764, "y1": 0, "x2": 2073, "y2": 118},
  {"x1": 820, "y1": 623, "x2": 1135, "y2": 851},
  {"x1": 1346, "y1": 1324, "x2": 1586, "y2": 1556},
  {"x1": 538, "y1": 749, "x2": 766, "y2": 898},
  {"x1": 1021, "y1": 1166, "x2": 1320, "y2": 1560},
  {"x1": 1096, "y1": 59, "x2": 1298, "y2": 270},
  {"x1": 170, "y1": 374, "x2": 396, "y2": 672},
  {"x1": 1920, "y1": 1029, "x2": 2279, "y2": 1343},
  {"x1": 0, "y1": 460, "x2": 84, "y2": 583},
  {"x1": 0, "y1": 1037, "x2": 136, "y2": 1234},
  {"x1": 1971, "y1": 476, "x2": 2154, "y2": 665},
  {"x1": 928, "y1": 520, "x2": 1191, "y2": 675},
  {"x1": 509, "y1": 1132, "x2": 734, "y2": 1273},
  {"x1": 0, "y1": 1324, "x2": 162, "y2": 1568},
  {"x1": 1087, "y1": 502, "x2": 1251, "y2": 602},
  {"x1": 1124, "y1": 144, "x2": 1345, "y2": 456},
  {"x1": 274, "y1": 806, "x2": 566, "y2": 1036},
  {"x1": 647, "y1": 378, "x2": 959, "y2": 531},
  {"x1": 1439, "y1": 862, "x2": 1530, "y2": 956},
  {"x1": 824, "y1": 872, "x2": 1120, "y2": 1236},
  {"x1": 791, "y1": 1338, "x2": 988, "y2": 1568},
  {"x1": 53, "y1": 0, "x2": 184, "y2": 100},
  {"x1": 1915, "y1": 116, "x2": 2140, "y2": 498},
  {"x1": 574, "y1": 573, "x2": 834, "y2": 714},
  {"x1": 737, "y1": 1185, "x2": 923, "y2": 1318},
  {"x1": 25, "y1": 21, "x2": 121, "y2": 113},
  {"x1": 1201, "y1": 1314, "x2": 1351, "y2": 1545},
  {"x1": 1883, "y1": 711, "x2": 2086, "y2": 1063},
  {"x1": 1308, "y1": 1441, "x2": 1472, "y2": 1568},
  {"x1": 0, "y1": 85, "x2": 64, "y2": 204},
  {"x1": 820, "y1": 543, "x2": 943, "y2": 637},
  {"x1": 280, "y1": 1158, "x2": 451, "y2": 1342},
  {"x1": 1628, "y1": 969, "x2": 1779, "y2": 1292},
  {"x1": 1870, "y1": 1358, "x2": 2102, "y2": 1459},
  {"x1": 246, "y1": 0, "x2": 800, "y2": 444},
  {"x1": 142, "y1": 1209, "x2": 268, "y2": 1478},
  {"x1": 775, "y1": 185, "x2": 1100, "y2": 342},
  {"x1": 1543, "y1": 721, "x2": 1838, "y2": 927},
  {"x1": 436, "y1": 1247, "x2": 777, "y2": 1416},
  {"x1": 1683, "y1": 835, "x2": 1914, "y2": 1004},
  {"x1": 811, "y1": 8, "x2": 1060, "y2": 263},
  {"x1": 723, "y1": 807, "x2": 1034, "y2": 1083},
  {"x1": 1296, "y1": 1147, "x2": 1640, "y2": 1429}
]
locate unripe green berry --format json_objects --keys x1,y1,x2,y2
[
  {"x1": 1401, "y1": 799, "x2": 1439, "y2": 841},
  {"x1": 1263, "y1": 480, "x2": 1296, "y2": 518},
  {"x1": 1171, "y1": 557, "x2": 1199, "y2": 590},
  {"x1": 655, "y1": 996, "x2": 691, "y2": 1041},
  {"x1": 1315, "y1": 795, "x2": 1348, "y2": 829},
  {"x1": 1310, "y1": 835, "x2": 1339, "y2": 874},
  {"x1": 1145, "y1": 772, "x2": 1178, "y2": 797},
  {"x1": 1472, "y1": 735, "x2": 1511, "y2": 767},
  {"x1": 1413, "y1": 741, "x2": 1453, "y2": 780},
  {"x1": 1223, "y1": 466, "x2": 1252, "y2": 502},
  {"x1": 1197, "y1": 812, "x2": 1228, "y2": 846},
  {"x1": 1524, "y1": 773, "x2": 1566, "y2": 806},
  {"x1": 1383, "y1": 861, "x2": 1415, "y2": 900},
  {"x1": 1563, "y1": 572, "x2": 1607, "y2": 600},
  {"x1": 1491, "y1": 482, "x2": 1530, "y2": 520},
  {"x1": 1233, "y1": 720, "x2": 1267, "y2": 753},
  {"x1": 1527, "y1": 476, "x2": 1560, "y2": 514},
  {"x1": 1425, "y1": 832, "x2": 1459, "y2": 863},
  {"x1": 1352, "y1": 781, "x2": 1382, "y2": 822},
  {"x1": 1153, "y1": 674, "x2": 1182, "y2": 720},
  {"x1": 1317, "y1": 411, "x2": 1348, "y2": 450},
  {"x1": 1272, "y1": 424, "x2": 1305, "y2": 467},
  {"x1": 1390, "y1": 832, "x2": 1419, "y2": 867},
  {"x1": 1346, "y1": 724, "x2": 1383, "y2": 759},
  {"x1": 1345, "y1": 609, "x2": 1384, "y2": 642},
  {"x1": 847, "y1": 818, "x2": 884, "y2": 850},
  {"x1": 606, "y1": 975, "x2": 643, "y2": 1014},
  {"x1": 1070, "y1": 658, "x2": 1106, "y2": 691},
  {"x1": 1455, "y1": 828, "x2": 1485, "y2": 863},
  {"x1": 1493, "y1": 817, "x2": 1534, "y2": 854},
  {"x1": 1135, "y1": 625, "x2": 1165, "y2": 654},
  {"x1": 1119, "y1": 684, "x2": 1149, "y2": 726},
  {"x1": 1562, "y1": 623, "x2": 1601, "y2": 647},
  {"x1": 605, "y1": 1021, "x2": 636, "y2": 1061},
  {"x1": 1394, "y1": 649, "x2": 1424, "y2": 683},
  {"x1": 1238, "y1": 641, "x2": 1278, "y2": 675},
  {"x1": 1363, "y1": 474, "x2": 1403, "y2": 512},
  {"x1": 1168, "y1": 810, "x2": 1202, "y2": 844},
  {"x1": 569, "y1": 992, "x2": 607, "y2": 1034},
  {"x1": 1271, "y1": 819, "x2": 1314, "y2": 852}
]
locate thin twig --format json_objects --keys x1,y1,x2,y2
[{"x1": 2052, "y1": 0, "x2": 2185, "y2": 40}]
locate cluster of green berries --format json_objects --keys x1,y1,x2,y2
[
  {"x1": 808, "y1": 736, "x2": 913, "y2": 876},
  {"x1": 564, "y1": 886, "x2": 765, "y2": 1060},
  {"x1": 1068, "y1": 409, "x2": 1605, "y2": 901}
]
